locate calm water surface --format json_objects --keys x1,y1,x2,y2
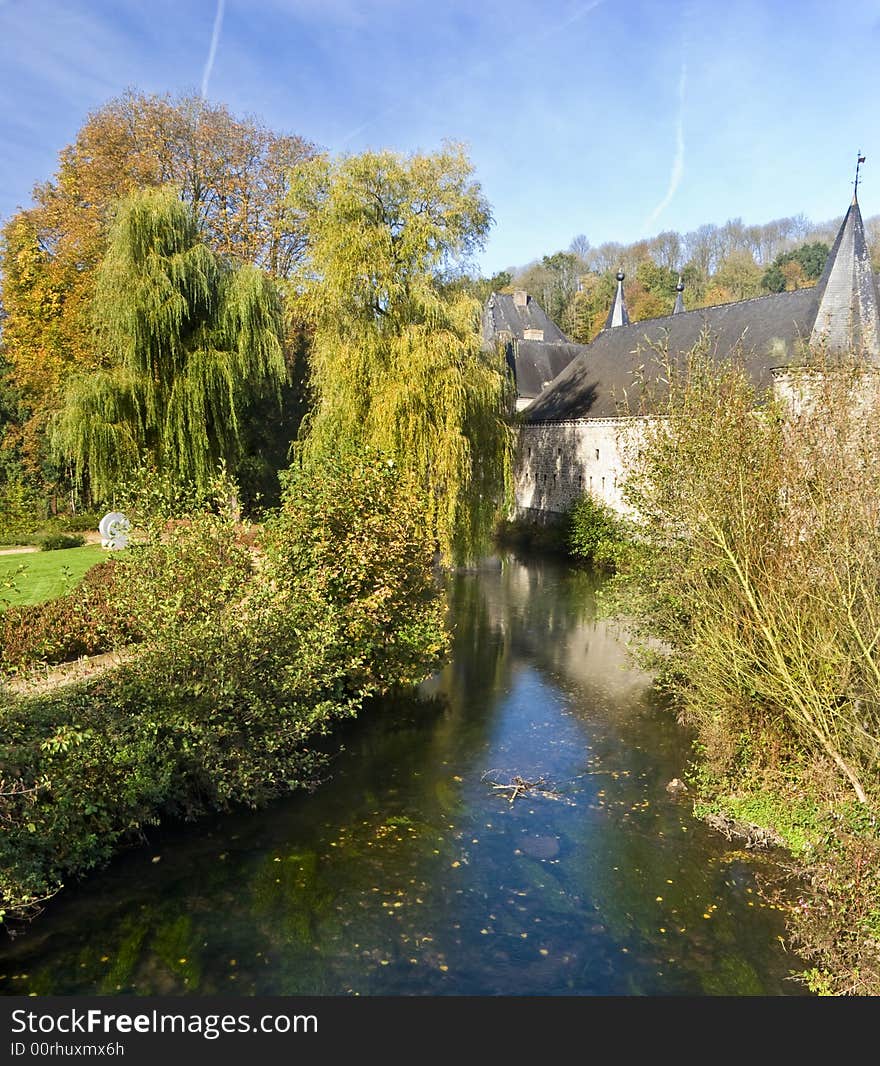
[{"x1": 0, "y1": 556, "x2": 806, "y2": 995}]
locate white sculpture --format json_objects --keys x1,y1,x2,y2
[{"x1": 99, "y1": 511, "x2": 130, "y2": 550}]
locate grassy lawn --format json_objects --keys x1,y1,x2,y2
[{"x1": 0, "y1": 544, "x2": 106, "y2": 608}]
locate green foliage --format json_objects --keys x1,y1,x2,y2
[
  {"x1": 289, "y1": 144, "x2": 514, "y2": 564},
  {"x1": 762, "y1": 241, "x2": 829, "y2": 292},
  {"x1": 51, "y1": 187, "x2": 287, "y2": 501},
  {"x1": 39, "y1": 533, "x2": 85, "y2": 552},
  {"x1": 0, "y1": 457, "x2": 446, "y2": 921},
  {"x1": 0, "y1": 477, "x2": 49, "y2": 538},
  {"x1": 567, "y1": 493, "x2": 632, "y2": 571}
]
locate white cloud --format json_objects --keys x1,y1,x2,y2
[
  {"x1": 201, "y1": 0, "x2": 226, "y2": 98},
  {"x1": 645, "y1": 61, "x2": 687, "y2": 228}
]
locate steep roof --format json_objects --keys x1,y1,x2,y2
[
  {"x1": 506, "y1": 341, "x2": 589, "y2": 400},
  {"x1": 481, "y1": 291, "x2": 568, "y2": 344},
  {"x1": 526, "y1": 194, "x2": 880, "y2": 423},
  {"x1": 482, "y1": 290, "x2": 583, "y2": 400},
  {"x1": 524, "y1": 287, "x2": 819, "y2": 420},
  {"x1": 604, "y1": 271, "x2": 630, "y2": 329},
  {"x1": 810, "y1": 196, "x2": 880, "y2": 357}
]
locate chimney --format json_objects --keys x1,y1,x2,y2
[{"x1": 513, "y1": 290, "x2": 529, "y2": 309}]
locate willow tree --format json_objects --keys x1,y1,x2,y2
[
  {"x1": 289, "y1": 144, "x2": 514, "y2": 564},
  {"x1": 52, "y1": 186, "x2": 286, "y2": 499}
]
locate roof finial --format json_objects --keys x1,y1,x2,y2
[
  {"x1": 853, "y1": 151, "x2": 866, "y2": 204},
  {"x1": 673, "y1": 274, "x2": 685, "y2": 314},
  {"x1": 604, "y1": 268, "x2": 630, "y2": 330}
]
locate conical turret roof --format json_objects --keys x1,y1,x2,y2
[{"x1": 809, "y1": 191, "x2": 880, "y2": 359}]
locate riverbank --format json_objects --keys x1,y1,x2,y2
[
  {"x1": 0, "y1": 556, "x2": 804, "y2": 995},
  {"x1": 0, "y1": 459, "x2": 447, "y2": 927}
]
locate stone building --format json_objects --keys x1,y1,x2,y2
[{"x1": 484, "y1": 185, "x2": 880, "y2": 520}]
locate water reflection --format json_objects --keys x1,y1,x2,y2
[{"x1": 0, "y1": 555, "x2": 805, "y2": 995}]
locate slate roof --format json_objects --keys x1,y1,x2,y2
[
  {"x1": 481, "y1": 291, "x2": 568, "y2": 344},
  {"x1": 482, "y1": 290, "x2": 582, "y2": 400},
  {"x1": 524, "y1": 287, "x2": 820, "y2": 420},
  {"x1": 525, "y1": 199, "x2": 880, "y2": 423},
  {"x1": 506, "y1": 341, "x2": 589, "y2": 400},
  {"x1": 810, "y1": 197, "x2": 880, "y2": 355}
]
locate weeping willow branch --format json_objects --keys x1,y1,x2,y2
[
  {"x1": 52, "y1": 186, "x2": 286, "y2": 499},
  {"x1": 289, "y1": 146, "x2": 514, "y2": 564}
]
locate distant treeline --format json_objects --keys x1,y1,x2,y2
[{"x1": 458, "y1": 211, "x2": 880, "y2": 342}]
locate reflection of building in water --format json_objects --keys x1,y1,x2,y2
[{"x1": 471, "y1": 558, "x2": 653, "y2": 702}]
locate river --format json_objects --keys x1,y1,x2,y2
[{"x1": 0, "y1": 555, "x2": 805, "y2": 995}]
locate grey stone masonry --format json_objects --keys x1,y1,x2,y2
[{"x1": 515, "y1": 418, "x2": 647, "y2": 518}]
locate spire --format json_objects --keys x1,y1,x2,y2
[
  {"x1": 604, "y1": 269, "x2": 630, "y2": 329},
  {"x1": 673, "y1": 275, "x2": 685, "y2": 315},
  {"x1": 810, "y1": 159, "x2": 880, "y2": 360}
]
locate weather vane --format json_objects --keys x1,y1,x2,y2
[{"x1": 854, "y1": 151, "x2": 866, "y2": 200}]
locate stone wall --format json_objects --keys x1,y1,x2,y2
[{"x1": 515, "y1": 418, "x2": 647, "y2": 519}]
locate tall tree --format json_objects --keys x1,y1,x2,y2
[
  {"x1": 1, "y1": 91, "x2": 313, "y2": 476},
  {"x1": 289, "y1": 144, "x2": 514, "y2": 564},
  {"x1": 52, "y1": 187, "x2": 286, "y2": 499}
]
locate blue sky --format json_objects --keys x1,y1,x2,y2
[{"x1": 1, "y1": 0, "x2": 878, "y2": 274}]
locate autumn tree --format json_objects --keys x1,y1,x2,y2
[
  {"x1": 52, "y1": 187, "x2": 286, "y2": 500},
  {"x1": 1, "y1": 91, "x2": 313, "y2": 478},
  {"x1": 289, "y1": 144, "x2": 514, "y2": 564},
  {"x1": 762, "y1": 241, "x2": 829, "y2": 293},
  {"x1": 713, "y1": 250, "x2": 764, "y2": 301}
]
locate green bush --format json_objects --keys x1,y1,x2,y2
[
  {"x1": 39, "y1": 533, "x2": 85, "y2": 552},
  {"x1": 0, "y1": 455, "x2": 446, "y2": 921},
  {"x1": 0, "y1": 479, "x2": 48, "y2": 540},
  {"x1": 60, "y1": 513, "x2": 101, "y2": 534},
  {"x1": 567, "y1": 493, "x2": 631, "y2": 571}
]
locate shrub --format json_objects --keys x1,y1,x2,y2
[
  {"x1": 39, "y1": 533, "x2": 85, "y2": 551},
  {"x1": 0, "y1": 455, "x2": 446, "y2": 920},
  {"x1": 567, "y1": 493, "x2": 632, "y2": 571},
  {"x1": 61, "y1": 513, "x2": 101, "y2": 534}
]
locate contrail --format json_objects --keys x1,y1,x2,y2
[
  {"x1": 646, "y1": 61, "x2": 687, "y2": 227},
  {"x1": 338, "y1": 0, "x2": 605, "y2": 147},
  {"x1": 201, "y1": 0, "x2": 226, "y2": 98}
]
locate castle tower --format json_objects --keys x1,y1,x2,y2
[
  {"x1": 810, "y1": 156, "x2": 880, "y2": 360},
  {"x1": 604, "y1": 269, "x2": 630, "y2": 329}
]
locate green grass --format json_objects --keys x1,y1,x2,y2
[{"x1": 0, "y1": 544, "x2": 106, "y2": 608}]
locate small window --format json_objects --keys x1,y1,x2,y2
[
  {"x1": 557, "y1": 448, "x2": 562, "y2": 457},
  {"x1": 578, "y1": 475, "x2": 583, "y2": 486},
  {"x1": 601, "y1": 477, "x2": 606, "y2": 492},
  {"x1": 589, "y1": 475, "x2": 593, "y2": 490},
  {"x1": 595, "y1": 448, "x2": 600, "y2": 461},
  {"x1": 528, "y1": 447, "x2": 532, "y2": 458}
]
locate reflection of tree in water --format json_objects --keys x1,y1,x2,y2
[{"x1": 0, "y1": 556, "x2": 802, "y2": 995}]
